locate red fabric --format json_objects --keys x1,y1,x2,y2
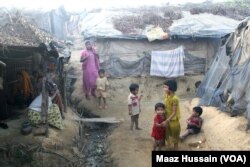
[
  {"x1": 190, "y1": 117, "x2": 200, "y2": 126},
  {"x1": 130, "y1": 95, "x2": 138, "y2": 107},
  {"x1": 151, "y1": 114, "x2": 165, "y2": 140}
]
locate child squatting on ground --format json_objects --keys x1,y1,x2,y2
[
  {"x1": 151, "y1": 103, "x2": 166, "y2": 151},
  {"x1": 180, "y1": 106, "x2": 203, "y2": 140},
  {"x1": 128, "y1": 83, "x2": 143, "y2": 131},
  {"x1": 96, "y1": 69, "x2": 109, "y2": 109}
]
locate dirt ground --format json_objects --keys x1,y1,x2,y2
[
  {"x1": 1, "y1": 37, "x2": 250, "y2": 167},
  {"x1": 69, "y1": 38, "x2": 250, "y2": 167},
  {"x1": 0, "y1": 106, "x2": 81, "y2": 166}
]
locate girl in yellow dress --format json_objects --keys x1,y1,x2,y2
[{"x1": 161, "y1": 79, "x2": 180, "y2": 149}]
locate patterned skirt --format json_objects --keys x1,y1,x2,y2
[{"x1": 28, "y1": 104, "x2": 64, "y2": 130}]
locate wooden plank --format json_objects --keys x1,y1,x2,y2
[{"x1": 74, "y1": 117, "x2": 121, "y2": 124}]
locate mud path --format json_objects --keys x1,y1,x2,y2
[{"x1": 68, "y1": 37, "x2": 250, "y2": 167}]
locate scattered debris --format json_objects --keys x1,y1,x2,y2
[{"x1": 188, "y1": 138, "x2": 206, "y2": 148}]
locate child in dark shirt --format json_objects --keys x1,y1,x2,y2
[{"x1": 180, "y1": 106, "x2": 203, "y2": 140}]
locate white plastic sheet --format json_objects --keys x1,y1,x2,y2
[{"x1": 169, "y1": 13, "x2": 240, "y2": 38}]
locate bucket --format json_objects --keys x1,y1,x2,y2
[{"x1": 21, "y1": 121, "x2": 32, "y2": 135}]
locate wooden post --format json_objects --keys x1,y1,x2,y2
[
  {"x1": 40, "y1": 50, "x2": 49, "y2": 138},
  {"x1": 41, "y1": 76, "x2": 49, "y2": 137},
  {"x1": 63, "y1": 71, "x2": 67, "y2": 113}
]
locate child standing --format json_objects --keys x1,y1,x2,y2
[
  {"x1": 96, "y1": 69, "x2": 109, "y2": 109},
  {"x1": 161, "y1": 79, "x2": 181, "y2": 149},
  {"x1": 180, "y1": 106, "x2": 203, "y2": 140},
  {"x1": 151, "y1": 103, "x2": 166, "y2": 151},
  {"x1": 128, "y1": 83, "x2": 143, "y2": 131}
]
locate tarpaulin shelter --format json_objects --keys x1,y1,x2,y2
[
  {"x1": 80, "y1": 10, "x2": 239, "y2": 78},
  {"x1": 21, "y1": 6, "x2": 69, "y2": 40},
  {"x1": 197, "y1": 17, "x2": 250, "y2": 128}
]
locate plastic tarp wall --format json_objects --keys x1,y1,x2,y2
[
  {"x1": 100, "y1": 54, "x2": 151, "y2": 77},
  {"x1": 169, "y1": 13, "x2": 240, "y2": 38},
  {"x1": 100, "y1": 52, "x2": 206, "y2": 78},
  {"x1": 51, "y1": 8, "x2": 68, "y2": 40},
  {"x1": 96, "y1": 38, "x2": 219, "y2": 62},
  {"x1": 197, "y1": 17, "x2": 250, "y2": 127},
  {"x1": 23, "y1": 7, "x2": 68, "y2": 40},
  {"x1": 196, "y1": 46, "x2": 230, "y2": 105},
  {"x1": 67, "y1": 14, "x2": 86, "y2": 35},
  {"x1": 97, "y1": 39, "x2": 215, "y2": 78}
]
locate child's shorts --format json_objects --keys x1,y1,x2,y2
[
  {"x1": 96, "y1": 89, "x2": 107, "y2": 98},
  {"x1": 187, "y1": 125, "x2": 201, "y2": 134}
]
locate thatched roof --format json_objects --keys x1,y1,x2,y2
[{"x1": 0, "y1": 10, "x2": 58, "y2": 47}]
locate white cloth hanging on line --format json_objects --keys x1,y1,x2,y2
[{"x1": 150, "y1": 46, "x2": 185, "y2": 77}]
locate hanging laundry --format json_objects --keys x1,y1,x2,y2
[{"x1": 150, "y1": 46, "x2": 185, "y2": 77}]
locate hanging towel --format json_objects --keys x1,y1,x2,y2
[{"x1": 150, "y1": 46, "x2": 185, "y2": 77}]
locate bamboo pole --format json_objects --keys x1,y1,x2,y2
[
  {"x1": 41, "y1": 51, "x2": 49, "y2": 137},
  {"x1": 63, "y1": 71, "x2": 67, "y2": 113},
  {"x1": 41, "y1": 76, "x2": 49, "y2": 137}
]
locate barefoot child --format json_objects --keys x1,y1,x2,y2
[
  {"x1": 128, "y1": 83, "x2": 143, "y2": 130},
  {"x1": 180, "y1": 106, "x2": 203, "y2": 140},
  {"x1": 151, "y1": 103, "x2": 166, "y2": 151},
  {"x1": 96, "y1": 69, "x2": 109, "y2": 109},
  {"x1": 161, "y1": 79, "x2": 181, "y2": 149}
]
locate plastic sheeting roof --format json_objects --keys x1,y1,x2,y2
[
  {"x1": 169, "y1": 13, "x2": 240, "y2": 38},
  {"x1": 81, "y1": 11, "x2": 240, "y2": 39},
  {"x1": 81, "y1": 10, "x2": 146, "y2": 39}
]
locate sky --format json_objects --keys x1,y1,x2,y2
[{"x1": 0, "y1": 0, "x2": 226, "y2": 12}]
